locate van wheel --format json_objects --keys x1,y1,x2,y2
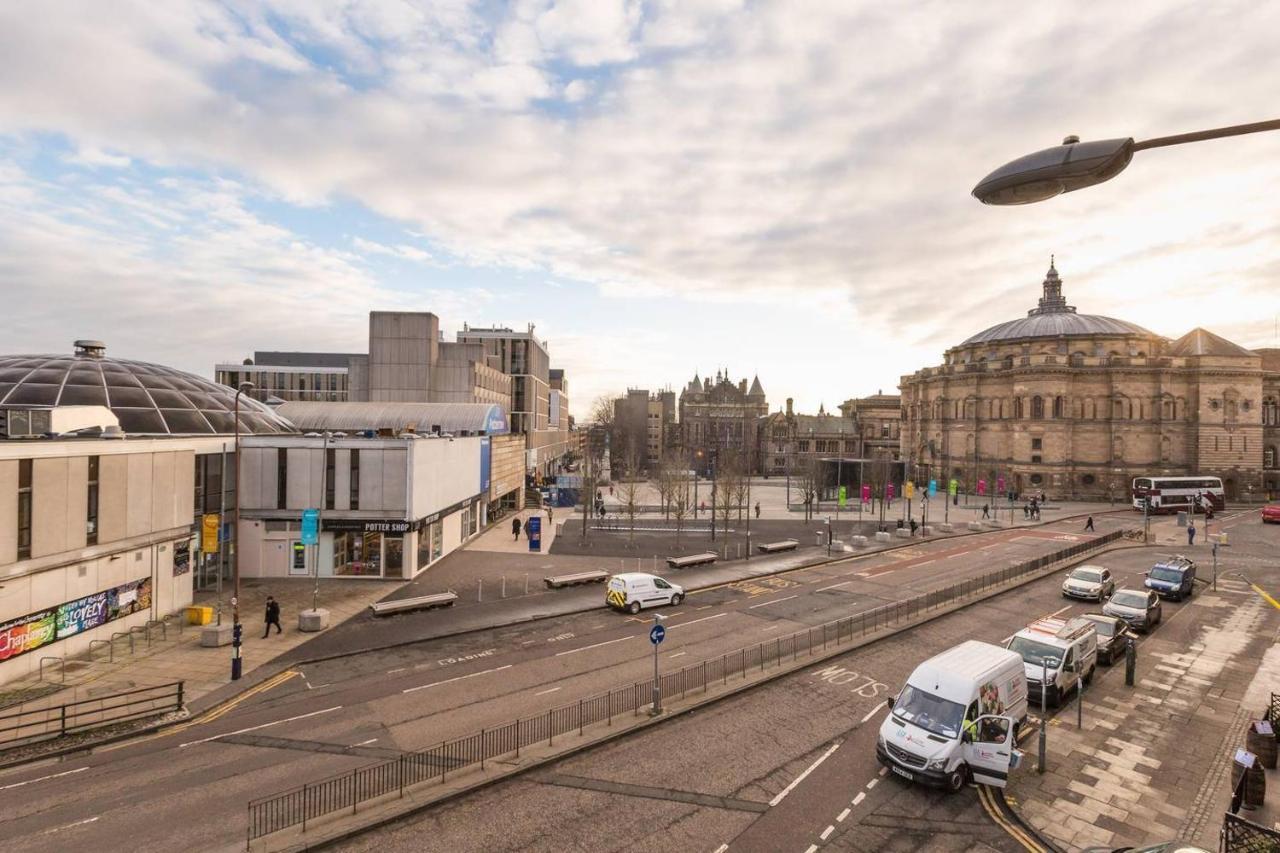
[
  {"x1": 670, "y1": 593, "x2": 683, "y2": 606},
  {"x1": 1084, "y1": 665, "x2": 1095, "y2": 687},
  {"x1": 628, "y1": 601, "x2": 641, "y2": 615},
  {"x1": 946, "y1": 768, "x2": 966, "y2": 793}
]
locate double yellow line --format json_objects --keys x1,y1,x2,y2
[
  {"x1": 977, "y1": 783, "x2": 1046, "y2": 853},
  {"x1": 98, "y1": 670, "x2": 300, "y2": 752},
  {"x1": 1251, "y1": 584, "x2": 1280, "y2": 612}
]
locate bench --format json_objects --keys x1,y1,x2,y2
[
  {"x1": 544, "y1": 570, "x2": 610, "y2": 589},
  {"x1": 757, "y1": 539, "x2": 799, "y2": 554},
  {"x1": 666, "y1": 552, "x2": 718, "y2": 569},
  {"x1": 369, "y1": 592, "x2": 458, "y2": 616}
]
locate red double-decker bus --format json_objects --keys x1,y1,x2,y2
[{"x1": 1131, "y1": 476, "x2": 1224, "y2": 513}]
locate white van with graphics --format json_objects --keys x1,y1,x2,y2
[
  {"x1": 877, "y1": 640, "x2": 1027, "y2": 792},
  {"x1": 606, "y1": 573, "x2": 684, "y2": 614},
  {"x1": 1006, "y1": 616, "x2": 1097, "y2": 708}
]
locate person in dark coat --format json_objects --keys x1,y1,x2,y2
[
  {"x1": 512, "y1": 517, "x2": 522, "y2": 540},
  {"x1": 1084, "y1": 516, "x2": 1095, "y2": 532},
  {"x1": 1187, "y1": 522, "x2": 1196, "y2": 546},
  {"x1": 263, "y1": 596, "x2": 282, "y2": 638},
  {"x1": 981, "y1": 503, "x2": 990, "y2": 519}
]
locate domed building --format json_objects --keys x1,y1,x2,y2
[{"x1": 900, "y1": 261, "x2": 1280, "y2": 501}]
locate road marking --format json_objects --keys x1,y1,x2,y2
[
  {"x1": 878, "y1": 767, "x2": 888, "y2": 776},
  {"x1": 817, "y1": 581, "x2": 853, "y2": 592},
  {"x1": 712, "y1": 846, "x2": 728, "y2": 853},
  {"x1": 0, "y1": 766, "x2": 87, "y2": 791},
  {"x1": 179, "y1": 706, "x2": 342, "y2": 747},
  {"x1": 914, "y1": 559, "x2": 936, "y2": 568},
  {"x1": 805, "y1": 846, "x2": 818, "y2": 853},
  {"x1": 866, "y1": 778, "x2": 879, "y2": 789},
  {"x1": 521, "y1": 639, "x2": 538, "y2": 645},
  {"x1": 820, "y1": 825, "x2": 834, "y2": 840},
  {"x1": 353, "y1": 738, "x2": 378, "y2": 746},
  {"x1": 668, "y1": 612, "x2": 729, "y2": 630},
  {"x1": 761, "y1": 625, "x2": 780, "y2": 632},
  {"x1": 555, "y1": 636, "x2": 636, "y2": 656},
  {"x1": 696, "y1": 605, "x2": 713, "y2": 611},
  {"x1": 852, "y1": 791, "x2": 866, "y2": 806},
  {"x1": 861, "y1": 704, "x2": 886, "y2": 724},
  {"x1": 41, "y1": 816, "x2": 99, "y2": 835},
  {"x1": 669, "y1": 651, "x2": 687, "y2": 658},
  {"x1": 403, "y1": 664, "x2": 514, "y2": 692},
  {"x1": 769, "y1": 741, "x2": 840, "y2": 807},
  {"x1": 837, "y1": 807, "x2": 850, "y2": 822},
  {"x1": 534, "y1": 686, "x2": 562, "y2": 696},
  {"x1": 1049, "y1": 604, "x2": 1072, "y2": 617},
  {"x1": 387, "y1": 667, "x2": 407, "y2": 674},
  {"x1": 749, "y1": 595, "x2": 799, "y2": 609}
]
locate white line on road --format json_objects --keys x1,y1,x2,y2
[
  {"x1": 1050, "y1": 604, "x2": 1072, "y2": 617},
  {"x1": 0, "y1": 766, "x2": 87, "y2": 791},
  {"x1": 749, "y1": 595, "x2": 799, "y2": 609},
  {"x1": 534, "y1": 686, "x2": 562, "y2": 696},
  {"x1": 386, "y1": 667, "x2": 406, "y2": 674},
  {"x1": 913, "y1": 559, "x2": 936, "y2": 568},
  {"x1": 866, "y1": 778, "x2": 879, "y2": 789},
  {"x1": 41, "y1": 816, "x2": 99, "y2": 835},
  {"x1": 855, "y1": 572, "x2": 870, "y2": 577},
  {"x1": 352, "y1": 738, "x2": 378, "y2": 747},
  {"x1": 805, "y1": 846, "x2": 818, "y2": 853},
  {"x1": 837, "y1": 807, "x2": 851, "y2": 822},
  {"x1": 668, "y1": 613, "x2": 728, "y2": 629},
  {"x1": 769, "y1": 741, "x2": 840, "y2": 807},
  {"x1": 817, "y1": 581, "x2": 853, "y2": 592},
  {"x1": 878, "y1": 767, "x2": 888, "y2": 776},
  {"x1": 403, "y1": 664, "x2": 514, "y2": 692},
  {"x1": 712, "y1": 846, "x2": 728, "y2": 853},
  {"x1": 860, "y1": 704, "x2": 887, "y2": 724},
  {"x1": 820, "y1": 825, "x2": 834, "y2": 840},
  {"x1": 852, "y1": 792, "x2": 866, "y2": 806},
  {"x1": 555, "y1": 636, "x2": 636, "y2": 657},
  {"x1": 761, "y1": 625, "x2": 780, "y2": 632},
  {"x1": 179, "y1": 706, "x2": 343, "y2": 747},
  {"x1": 669, "y1": 651, "x2": 687, "y2": 658}
]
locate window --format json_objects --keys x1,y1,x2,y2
[
  {"x1": 277, "y1": 448, "x2": 288, "y2": 510},
  {"x1": 1030, "y1": 473, "x2": 1044, "y2": 485},
  {"x1": 797, "y1": 441, "x2": 809, "y2": 452},
  {"x1": 1013, "y1": 398, "x2": 1024, "y2": 419},
  {"x1": 324, "y1": 448, "x2": 335, "y2": 511},
  {"x1": 1053, "y1": 396, "x2": 1065, "y2": 418},
  {"x1": 86, "y1": 455, "x2": 99, "y2": 545},
  {"x1": 350, "y1": 449, "x2": 360, "y2": 510},
  {"x1": 1031, "y1": 455, "x2": 1042, "y2": 464},
  {"x1": 385, "y1": 536, "x2": 404, "y2": 575},
  {"x1": 1031, "y1": 396, "x2": 1044, "y2": 419},
  {"x1": 17, "y1": 459, "x2": 32, "y2": 559},
  {"x1": 1082, "y1": 474, "x2": 1096, "y2": 486},
  {"x1": 1032, "y1": 438, "x2": 1042, "y2": 450},
  {"x1": 1266, "y1": 447, "x2": 1276, "y2": 469}
]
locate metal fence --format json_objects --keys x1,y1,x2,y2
[
  {"x1": 0, "y1": 681, "x2": 184, "y2": 749},
  {"x1": 247, "y1": 530, "x2": 1122, "y2": 843},
  {"x1": 1222, "y1": 812, "x2": 1280, "y2": 852}
]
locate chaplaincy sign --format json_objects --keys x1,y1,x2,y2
[{"x1": 0, "y1": 577, "x2": 152, "y2": 662}]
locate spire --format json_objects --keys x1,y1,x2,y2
[
  {"x1": 818, "y1": 402, "x2": 826, "y2": 415},
  {"x1": 1027, "y1": 256, "x2": 1076, "y2": 316},
  {"x1": 748, "y1": 374, "x2": 764, "y2": 398},
  {"x1": 691, "y1": 370, "x2": 700, "y2": 389}
]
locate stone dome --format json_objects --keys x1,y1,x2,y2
[
  {"x1": 0, "y1": 341, "x2": 295, "y2": 435},
  {"x1": 960, "y1": 260, "x2": 1157, "y2": 346}
]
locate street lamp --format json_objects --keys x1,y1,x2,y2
[
  {"x1": 231, "y1": 380, "x2": 254, "y2": 681},
  {"x1": 973, "y1": 118, "x2": 1280, "y2": 205}
]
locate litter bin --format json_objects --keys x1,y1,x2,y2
[
  {"x1": 1232, "y1": 748, "x2": 1266, "y2": 809},
  {"x1": 186, "y1": 605, "x2": 214, "y2": 626}
]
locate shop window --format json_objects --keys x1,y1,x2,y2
[
  {"x1": 335, "y1": 530, "x2": 382, "y2": 576},
  {"x1": 385, "y1": 536, "x2": 404, "y2": 575},
  {"x1": 431, "y1": 520, "x2": 443, "y2": 562},
  {"x1": 417, "y1": 528, "x2": 431, "y2": 568}
]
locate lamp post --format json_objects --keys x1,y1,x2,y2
[
  {"x1": 973, "y1": 119, "x2": 1280, "y2": 205},
  {"x1": 231, "y1": 380, "x2": 254, "y2": 681},
  {"x1": 313, "y1": 431, "x2": 331, "y2": 614}
]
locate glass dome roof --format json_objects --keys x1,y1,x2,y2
[{"x1": 0, "y1": 342, "x2": 296, "y2": 436}]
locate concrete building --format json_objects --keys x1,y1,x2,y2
[
  {"x1": 610, "y1": 388, "x2": 675, "y2": 473},
  {"x1": 0, "y1": 341, "x2": 292, "y2": 685},
  {"x1": 839, "y1": 392, "x2": 903, "y2": 460},
  {"x1": 361, "y1": 312, "x2": 512, "y2": 409},
  {"x1": 215, "y1": 352, "x2": 361, "y2": 402},
  {"x1": 679, "y1": 371, "x2": 767, "y2": 474},
  {"x1": 900, "y1": 260, "x2": 1280, "y2": 500}
]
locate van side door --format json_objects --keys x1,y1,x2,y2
[{"x1": 963, "y1": 715, "x2": 1018, "y2": 787}]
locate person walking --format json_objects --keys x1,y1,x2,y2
[
  {"x1": 754, "y1": 501, "x2": 761, "y2": 518},
  {"x1": 1084, "y1": 516, "x2": 1095, "y2": 532},
  {"x1": 512, "y1": 517, "x2": 522, "y2": 541},
  {"x1": 982, "y1": 503, "x2": 990, "y2": 519},
  {"x1": 547, "y1": 505, "x2": 554, "y2": 523},
  {"x1": 909, "y1": 518, "x2": 919, "y2": 537},
  {"x1": 1023, "y1": 503, "x2": 1030, "y2": 520},
  {"x1": 262, "y1": 596, "x2": 282, "y2": 638},
  {"x1": 1187, "y1": 521, "x2": 1196, "y2": 546}
]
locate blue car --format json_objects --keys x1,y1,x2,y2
[{"x1": 1145, "y1": 556, "x2": 1197, "y2": 601}]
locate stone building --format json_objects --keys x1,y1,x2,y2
[
  {"x1": 678, "y1": 371, "x2": 768, "y2": 474},
  {"x1": 756, "y1": 399, "x2": 860, "y2": 476},
  {"x1": 839, "y1": 393, "x2": 903, "y2": 460},
  {"x1": 900, "y1": 260, "x2": 1280, "y2": 500}
]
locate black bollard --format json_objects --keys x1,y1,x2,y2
[{"x1": 1124, "y1": 637, "x2": 1136, "y2": 687}]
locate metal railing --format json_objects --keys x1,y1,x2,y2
[
  {"x1": 0, "y1": 681, "x2": 184, "y2": 750},
  {"x1": 1222, "y1": 812, "x2": 1280, "y2": 851},
  {"x1": 247, "y1": 531, "x2": 1121, "y2": 843}
]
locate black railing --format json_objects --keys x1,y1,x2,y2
[
  {"x1": 0, "y1": 681, "x2": 184, "y2": 749},
  {"x1": 1222, "y1": 812, "x2": 1280, "y2": 852},
  {"x1": 247, "y1": 531, "x2": 1122, "y2": 843}
]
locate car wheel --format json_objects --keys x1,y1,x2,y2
[
  {"x1": 628, "y1": 600, "x2": 641, "y2": 615},
  {"x1": 946, "y1": 768, "x2": 966, "y2": 793},
  {"x1": 1084, "y1": 665, "x2": 1095, "y2": 687},
  {"x1": 670, "y1": 593, "x2": 683, "y2": 606}
]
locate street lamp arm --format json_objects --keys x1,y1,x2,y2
[{"x1": 1132, "y1": 118, "x2": 1280, "y2": 152}]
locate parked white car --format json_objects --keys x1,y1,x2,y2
[{"x1": 1061, "y1": 565, "x2": 1115, "y2": 602}]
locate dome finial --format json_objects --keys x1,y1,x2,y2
[{"x1": 1050, "y1": 253, "x2": 1055, "y2": 269}]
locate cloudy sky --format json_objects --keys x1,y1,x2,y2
[{"x1": 2, "y1": 1, "x2": 1278, "y2": 418}]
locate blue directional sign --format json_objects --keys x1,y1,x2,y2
[
  {"x1": 650, "y1": 624, "x2": 666, "y2": 645},
  {"x1": 301, "y1": 509, "x2": 319, "y2": 545}
]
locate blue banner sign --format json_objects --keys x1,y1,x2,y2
[{"x1": 301, "y1": 509, "x2": 319, "y2": 545}]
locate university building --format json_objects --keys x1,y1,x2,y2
[
  {"x1": 679, "y1": 370, "x2": 767, "y2": 474},
  {"x1": 900, "y1": 261, "x2": 1280, "y2": 500}
]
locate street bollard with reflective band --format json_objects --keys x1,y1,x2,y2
[
  {"x1": 1125, "y1": 637, "x2": 1137, "y2": 687},
  {"x1": 1038, "y1": 660, "x2": 1048, "y2": 773},
  {"x1": 1077, "y1": 677, "x2": 1083, "y2": 729}
]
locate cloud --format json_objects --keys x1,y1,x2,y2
[{"x1": 351, "y1": 235, "x2": 436, "y2": 264}]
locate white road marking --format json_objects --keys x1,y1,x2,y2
[
  {"x1": 805, "y1": 846, "x2": 819, "y2": 853},
  {"x1": 913, "y1": 559, "x2": 936, "y2": 568},
  {"x1": 837, "y1": 807, "x2": 851, "y2": 822},
  {"x1": 0, "y1": 766, "x2": 87, "y2": 791},
  {"x1": 866, "y1": 778, "x2": 879, "y2": 789},
  {"x1": 878, "y1": 767, "x2": 888, "y2": 776},
  {"x1": 769, "y1": 742, "x2": 840, "y2": 807},
  {"x1": 534, "y1": 686, "x2": 562, "y2": 696},
  {"x1": 179, "y1": 706, "x2": 343, "y2": 747},
  {"x1": 555, "y1": 636, "x2": 636, "y2": 657},
  {"x1": 712, "y1": 846, "x2": 729, "y2": 853},
  {"x1": 860, "y1": 704, "x2": 887, "y2": 724},
  {"x1": 41, "y1": 816, "x2": 99, "y2": 835},
  {"x1": 668, "y1": 651, "x2": 687, "y2": 658},
  {"x1": 403, "y1": 664, "x2": 514, "y2": 692},
  {"x1": 817, "y1": 581, "x2": 853, "y2": 592},
  {"x1": 1049, "y1": 604, "x2": 1072, "y2": 617},
  {"x1": 669, "y1": 613, "x2": 728, "y2": 629},
  {"x1": 761, "y1": 625, "x2": 780, "y2": 632},
  {"x1": 820, "y1": 825, "x2": 834, "y2": 840},
  {"x1": 749, "y1": 595, "x2": 799, "y2": 609},
  {"x1": 852, "y1": 792, "x2": 866, "y2": 806},
  {"x1": 855, "y1": 572, "x2": 870, "y2": 577},
  {"x1": 521, "y1": 640, "x2": 538, "y2": 646},
  {"x1": 696, "y1": 605, "x2": 713, "y2": 611},
  {"x1": 386, "y1": 667, "x2": 406, "y2": 674},
  {"x1": 352, "y1": 738, "x2": 378, "y2": 747}
]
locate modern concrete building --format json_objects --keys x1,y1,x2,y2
[
  {"x1": 900, "y1": 260, "x2": 1280, "y2": 500},
  {"x1": 361, "y1": 312, "x2": 512, "y2": 408},
  {"x1": 215, "y1": 352, "x2": 361, "y2": 402}
]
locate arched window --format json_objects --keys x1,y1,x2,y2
[
  {"x1": 1073, "y1": 398, "x2": 1083, "y2": 419},
  {"x1": 1162, "y1": 397, "x2": 1173, "y2": 419},
  {"x1": 1053, "y1": 396, "x2": 1065, "y2": 418},
  {"x1": 1013, "y1": 398, "x2": 1024, "y2": 419},
  {"x1": 1031, "y1": 396, "x2": 1044, "y2": 419}
]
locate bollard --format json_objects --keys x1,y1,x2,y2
[
  {"x1": 1038, "y1": 660, "x2": 1048, "y2": 774},
  {"x1": 1077, "y1": 677, "x2": 1083, "y2": 729},
  {"x1": 478, "y1": 578, "x2": 483, "y2": 602},
  {"x1": 502, "y1": 576, "x2": 506, "y2": 598},
  {"x1": 1125, "y1": 637, "x2": 1137, "y2": 686},
  {"x1": 525, "y1": 573, "x2": 529, "y2": 595}
]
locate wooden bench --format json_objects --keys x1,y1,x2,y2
[
  {"x1": 666, "y1": 552, "x2": 718, "y2": 569},
  {"x1": 543, "y1": 570, "x2": 610, "y2": 589},
  {"x1": 369, "y1": 592, "x2": 458, "y2": 616},
  {"x1": 756, "y1": 539, "x2": 799, "y2": 554}
]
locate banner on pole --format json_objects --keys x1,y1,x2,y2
[
  {"x1": 928, "y1": 479, "x2": 937, "y2": 497},
  {"x1": 861, "y1": 484, "x2": 870, "y2": 503},
  {"x1": 905, "y1": 481, "x2": 915, "y2": 499},
  {"x1": 886, "y1": 483, "x2": 895, "y2": 501},
  {"x1": 301, "y1": 509, "x2": 319, "y2": 545},
  {"x1": 202, "y1": 514, "x2": 220, "y2": 553},
  {"x1": 948, "y1": 479, "x2": 958, "y2": 496},
  {"x1": 838, "y1": 486, "x2": 847, "y2": 507},
  {"x1": 997, "y1": 476, "x2": 1006, "y2": 494},
  {"x1": 978, "y1": 479, "x2": 987, "y2": 496}
]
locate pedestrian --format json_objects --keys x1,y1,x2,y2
[
  {"x1": 1187, "y1": 521, "x2": 1196, "y2": 546},
  {"x1": 609, "y1": 485, "x2": 614, "y2": 496},
  {"x1": 524, "y1": 519, "x2": 531, "y2": 540},
  {"x1": 262, "y1": 596, "x2": 282, "y2": 638},
  {"x1": 755, "y1": 501, "x2": 761, "y2": 518},
  {"x1": 1085, "y1": 516, "x2": 1095, "y2": 532},
  {"x1": 982, "y1": 503, "x2": 990, "y2": 519},
  {"x1": 909, "y1": 518, "x2": 918, "y2": 537},
  {"x1": 512, "y1": 517, "x2": 522, "y2": 541},
  {"x1": 547, "y1": 505, "x2": 554, "y2": 523},
  {"x1": 1023, "y1": 503, "x2": 1030, "y2": 520}
]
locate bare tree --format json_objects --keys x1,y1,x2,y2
[
  {"x1": 867, "y1": 449, "x2": 894, "y2": 530},
  {"x1": 714, "y1": 451, "x2": 743, "y2": 535},
  {"x1": 796, "y1": 455, "x2": 823, "y2": 522},
  {"x1": 729, "y1": 449, "x2": 751, "y2": 523},
  {"x1": 618, "y1": 437, "x2": 644, "y2": 545},
  {"x1": 668, "y1": 460, "x2": 693, "y2": 549}
]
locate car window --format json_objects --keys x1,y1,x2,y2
[
  {"x1": 1150, "y1": 566, "x2": 1183, "y2": 582},
  {"x1": 1090, "y1": 620, "x2": 1114, "y2": 637},
  {"x1": 1070, "y1": 568, "x2": 1101, "y2": 582},
  {"x1": 1110, "y1": 591, "x2": 1147, "y2": 608},
  {"x1": 654, "y1": 578, "x2": 671, "y2": 589}
]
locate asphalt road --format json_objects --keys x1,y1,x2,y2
[{"x1": 0, "y1": 509, "x2": 1240, "y2": 853}]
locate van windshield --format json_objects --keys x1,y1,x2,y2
[
  {"x1": 1007, "y1": 636, "x2": 1062, "y2": 670},
  {"x1": 892, "y1": 685, "x2": 965, "y2": 739},
  {"x1": 1149, "y1": 566, "x2": 1184, "y2": 583}
]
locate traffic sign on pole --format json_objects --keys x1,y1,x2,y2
[{"x1": 650, "y1": 624, "x2": 666, "y2": 645}]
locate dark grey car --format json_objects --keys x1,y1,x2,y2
[
  {"x1": 1102, "y1": 588, "x2": 1163, "y2": 633},
  {"x1": 1080, "y1": 613, "x2": 1133, "y2": 664}
]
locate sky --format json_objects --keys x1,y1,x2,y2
[{"x1": 1, "y1": 1, "x2": 1279, "y2": 420}]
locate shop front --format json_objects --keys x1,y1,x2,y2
[{"x1": 326, "y1": 519, "x2": 411, "y2": 578}]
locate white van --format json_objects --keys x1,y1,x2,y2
[
  {"x1": 877, "y1": 640, "x2": 1027, "y2": 792},
  {"x1": 606, "y1": 573, "x2": 684, "y2": 614},
  {"x1": 1006, "y1": 616, "x2": 1097, "y2": 708}
]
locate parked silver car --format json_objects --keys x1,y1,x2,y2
[
  {"x1": 1102, "y1": 588, "x2": 1162, "y2": 633},
  {"x1": 1061, "y1": 565, "x2": 1116, "y2": 602}
]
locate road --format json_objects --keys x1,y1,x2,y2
[{"x1": 0, "y1": 509, "x2": 1235, "y2": 852}]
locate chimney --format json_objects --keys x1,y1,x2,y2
[
  {"x1": 739, "y1": 379, "x2": 747, "y2": 393},
  {"x1": 786, "y1": 398, "x2": 793, "y2": 416}
]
